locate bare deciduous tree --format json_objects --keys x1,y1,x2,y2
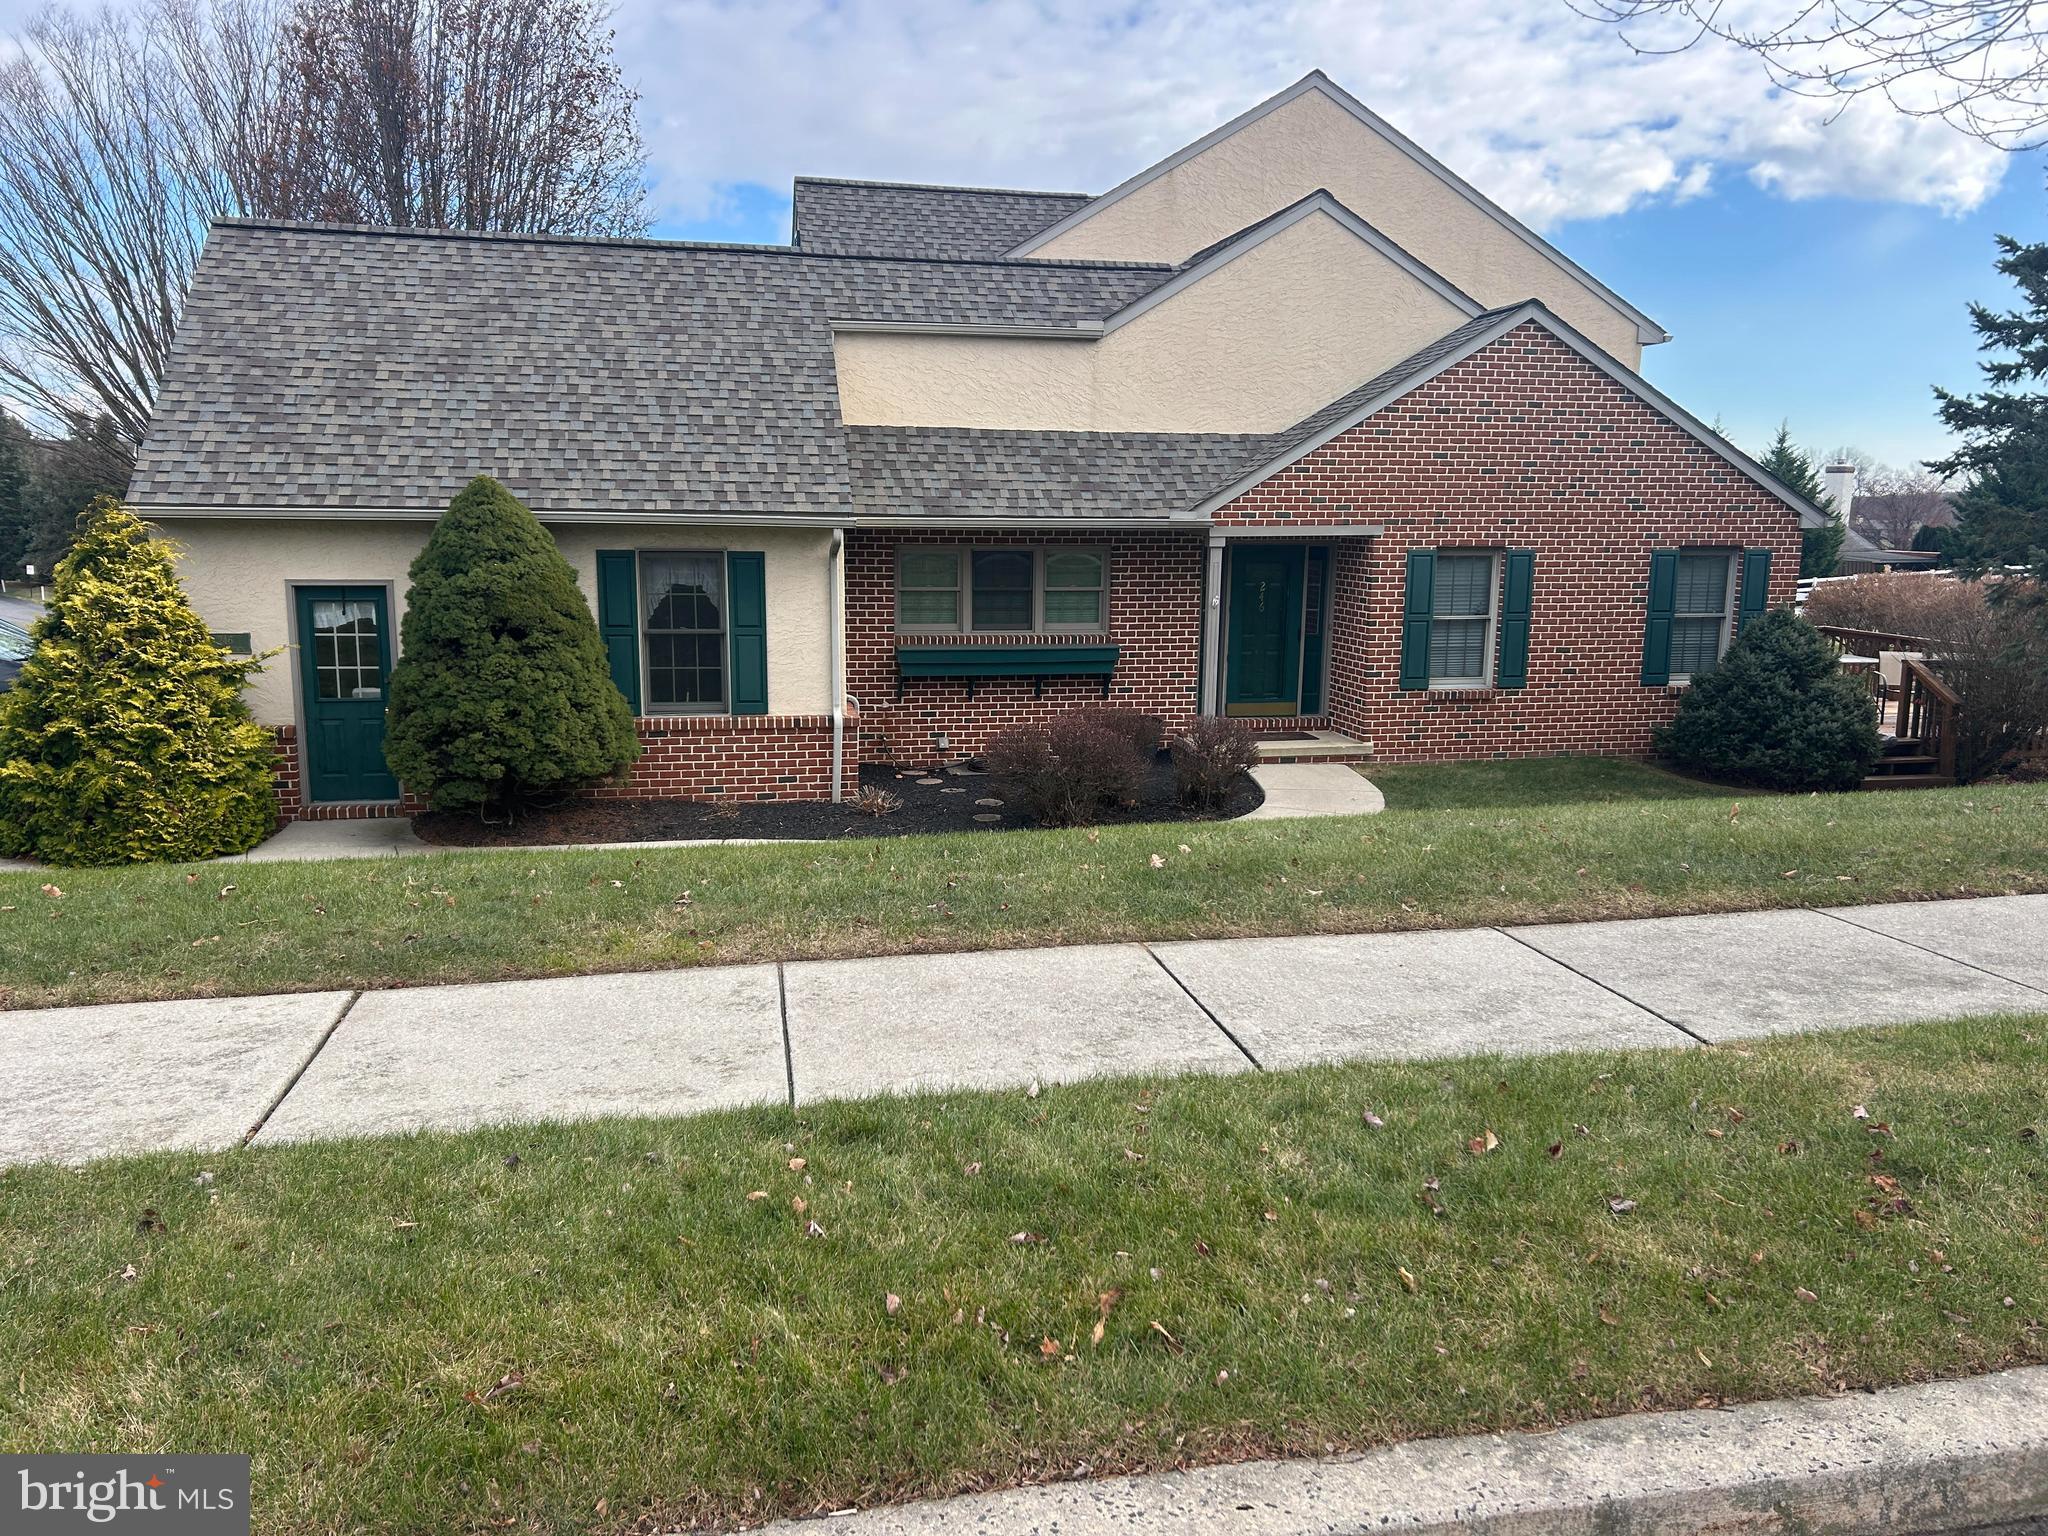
[
  {"x1": 0, "y1": 0, "x2": 647, "y2": 457},
  {"x1": 1567, "y1": 0, "x2": 2048, "y2": 149},
  {"x1": 282, "y1": 0, "x2": 646, "y2": 235}
]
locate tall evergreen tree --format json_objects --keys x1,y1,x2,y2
[
  {"x1": 1758, "y1": 422, "x2": 1845, "y2": 577},
  {"x1": 1933, "y1": 235, "x2": 2048, "y2": 579}
]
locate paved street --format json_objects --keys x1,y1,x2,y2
[{"x1": 2, "y1": 893, "x2": 2043, "y2": 1166}]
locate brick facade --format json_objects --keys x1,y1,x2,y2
[
  {"x1": 269, "y1": 320, "x2": 1807, "y2": 814},
  {"x1": 270, "y1": 714, "x2": 854, "y2": 822},
  {"x1": 847, "y1": 527, "x2": 1206, "y2": 764},
  {"x1": 1214, "y1": 322, "x2": 1805, "y2": 762}
]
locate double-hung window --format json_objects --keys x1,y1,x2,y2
[
  {"x1": 1428, "y1": 551, "x2": 1500, "y2": 687},
  {"x1": 1669, "y1": 550, "x2": 1734, "y2": 680},
  {"x1": 640, "y1": 551, "x2": 725, "y2": 711},
  {"x1": 895, "y1": 547, "x2": 1109, "y2": 634}
]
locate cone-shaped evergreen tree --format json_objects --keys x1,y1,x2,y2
[
  {"x1": 1757, "y1": 423, "x2": 1844, "y2": 577},
  {"x1": 384, "y1": 476, "x2": 638, "y2": 814},
  {"x1": 0, "y1": 499, "x2": 277, "y2": 864},
  {"x1": 1654, "y1": 609, "x2": 1882, "y2": 791}
]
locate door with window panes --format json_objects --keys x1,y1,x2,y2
[{"x1": 295, "y1": 585, "x2": 399, "y2": 802}]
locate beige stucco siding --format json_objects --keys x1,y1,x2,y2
[
  {"x1": 837, "y1": 209, "x2": 1470, "y2": 432},
  {"x1": 152, "y1": 517, "x2": 838, "y2": 725},
  {"x1": 1029, "y1": 89, "x2": 1646, "y2": 365}
]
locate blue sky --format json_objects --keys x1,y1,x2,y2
[{"x1": 5, "y1": 0, "x2": 2032, "y2": 471}]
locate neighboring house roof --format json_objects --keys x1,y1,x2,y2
[
  {"x1": 791, "y1": 177, "x2": 1092, "y2": 259},
  {"x1": 1005, "y1": 71, "x2": 1669, "y2": 348},
  {"x1": 131, "y1": 221, "x2": 1171, "y2": 517}
]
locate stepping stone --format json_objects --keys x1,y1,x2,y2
[
  {"x1": 975, "y1": 797, "x2": 1004, "y2": 807},
  {"x1": 941, "y1": 787, "x2": 966, "y2": 795},
  {"x1": 916, "y1": 777, "x2": 944, "y2": 786},
  {"x1": 973, "y1": 813, "x2": 1002, "y2": 822}
]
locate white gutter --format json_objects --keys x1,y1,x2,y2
[{"x1": 828, "y1": 527, "x2": 847, "y2": 802}]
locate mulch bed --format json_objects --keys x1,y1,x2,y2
[{"x1": 411, "y1": 757, "x2": 1264, "y2": 847}]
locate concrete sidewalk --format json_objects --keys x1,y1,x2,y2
[
  {"x1": 3, "y1": 894, "x2": 2045, "y2": 1166},
  {"x1": 752, "y1": 1365, "x2": 2048, "y2": 1536}
]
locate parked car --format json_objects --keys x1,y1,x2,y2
[{"x1": 0, "y1": 618, "x2": 32, "y2": 691}]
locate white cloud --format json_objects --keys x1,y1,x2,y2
[{"x1": 615, "y1": 0, "x2": 2010, "y2": 232}]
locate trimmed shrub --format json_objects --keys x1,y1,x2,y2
[
  {"x1": 0, "y1": 499, "x2": 277, "y2": 865},
  {"x1": 1172, "y1": 716, "x2": 1257, "y2": 808},
  {"x1": 384, "y1": 476, "x2": 638, "y2": 816},
  {"x1": 986, "y1": 712, "x2": 1145, "y2": 826},
  {"x1": 1071, "y1": 708, "x2": 1166, "y2": 757},
  {"x1": 1654, "y1": 609, "x2": 1882, "y2": 791}
]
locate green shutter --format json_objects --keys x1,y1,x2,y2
[
  {"x1": 1398, "y1": 548, "x2": 1436, "y2": 692},
  {"x1": 596, "y1": 549, "x2": 640, "y2": 714},
  {"x1": 1641, "y1": 548, "x2": 1678, "y2": 686},
  {"x1": 1737, "y1": 547, "x2": 1772, "y2": 635},
  {"x1": 1496, "y1": 549, "x2": 1535, "y2": 689},
  {"x1": 726, "y1": 551, "x2": 768, "y2": 715}
]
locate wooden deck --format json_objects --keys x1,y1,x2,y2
[{"x1": 1813, "y1": 624, "x2": 1959, "y2": 789}]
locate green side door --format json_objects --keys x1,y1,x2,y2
[
  {"x1": 296, "y1": 585, "x2": 399, "y2": 803},
  {"x1": 1224, "y1": 545, "x2": 1305, "y2": 715}
]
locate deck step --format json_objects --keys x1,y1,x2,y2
[
  {"x1": 1868, "y1": 754, "x2": 1939, "y2": 771},
  {"x1": 1861, "y1": 773, "x2": 1955, "y2": 790},
  {"x1": 1252, "y1": 730, "x2": 1374, "y2": 764}
]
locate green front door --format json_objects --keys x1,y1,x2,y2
[
  {"x1": 296, "y1": 586, "x2": 399, "y2": 802},
  {"x1": 1224, "y1": 546, "x2": 1305, "y2": 715}
]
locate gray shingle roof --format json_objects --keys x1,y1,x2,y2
[
  {"x1": 132, "y1": 222, "x2": 1170, "y2": 514},
  {"x1": 792, "y1": 178, "x2": 1091, "y2": 259},
  {"x1": 847, "y1": 426, "x2": 1265, "y2": 520}
]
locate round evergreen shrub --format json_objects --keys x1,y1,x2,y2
[
  {"x1": 0, "y1": 499, "x2": 278, "y2": 865},
  {"x1": 1653, "y1": 608, "x2": 1883, "y2": 791},
  {"x1": 384, "y1": 476, "x2": 638, "y2": 815}
]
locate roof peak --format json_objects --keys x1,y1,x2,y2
[{"x1": 791, "y1": 175, "x2": 1092, "y2": 200}]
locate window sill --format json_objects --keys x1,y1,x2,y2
[
  {"x1": 1423, "y1": 683, "x2": 1502, "y2": 700},
  {"x1": 892, "y1": 631, "x2": 1112, "y2": 645}
]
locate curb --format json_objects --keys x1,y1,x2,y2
[{"x1": 765, "y1": 1366, "x2": 2048, "y2": 1534}]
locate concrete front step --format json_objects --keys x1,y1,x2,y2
[{"x1": 1252, "y1": 729, "x2": 1373, "y2": 764}]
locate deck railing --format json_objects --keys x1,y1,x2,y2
[
  {"x1": 1810, "y1": 622, "x2": 1939, "y2": 657},
  {"x1": 1893, "y1": 657, "x2": 1960, "y2": 783}
]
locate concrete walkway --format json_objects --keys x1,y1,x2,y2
[
  {"x1": 3, "y1": 893, "x2": 2044, "y2": 1167},
  {"x1": 10, "y1": 761, "x2": 1377, "y2": 869},
  {"x1": 753, "y1": 1365, "x2": 2048, "y2": 1536},
  {"x1": 1246, "y1": 761, "x2": 1384, "y2": 817}
]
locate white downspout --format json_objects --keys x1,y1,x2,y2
[
  {"x1": 828, "y1": 527, "x2": 847, "y2": 802},
  {"x1": 1199, "y1": 533, "x2": 1226, "y2": 715}
]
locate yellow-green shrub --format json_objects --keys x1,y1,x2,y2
[{"x1": 0, "y1": 499, "x2": 277, "y2": 865}]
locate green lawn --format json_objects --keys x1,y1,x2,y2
[
  {"x1": 1365, "y1": 755, "x2": 1732, "y2": 812},
  {"x1": 2, "y1": 1018, "x2": 2041, "y2": 1533},
  {"x1": 2, "y1": 774, "x2": 2045, "y2": 1008}
]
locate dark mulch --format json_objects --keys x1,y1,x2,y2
[{"x1": 411, "y1": 757, "x2": 1264, "y2": 846}]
